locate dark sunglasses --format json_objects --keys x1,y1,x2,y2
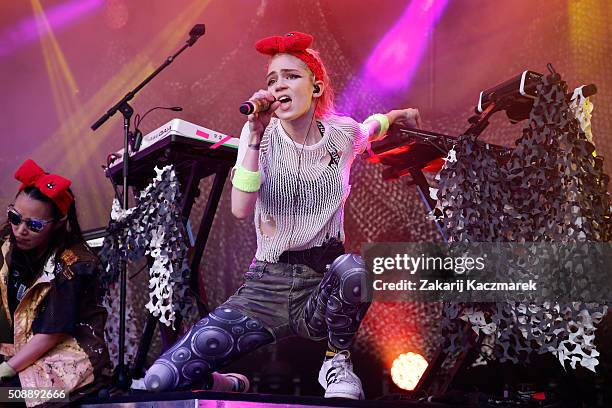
[{"x1": 7, "y1": 206, "x2": 54, "y2": 233}]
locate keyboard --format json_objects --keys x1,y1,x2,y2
[{"x1": 106, "y1": 118, "x2": 239, "y2": 186}]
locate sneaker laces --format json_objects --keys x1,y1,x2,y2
[{"x1": 326, "y1": 351, "x2": 352, "y2": 385}]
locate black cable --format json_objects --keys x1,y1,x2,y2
[
  {"x1": 132, "y1": 106, "x2": 182, "y2": 151},
  {"x1": 104, "y1": 155, "x2": 123, "y2": 204},
  {"x1": 135, "y1": 106, "x2": 182, "y2": 130},
  {"x1": 287, "y1": 99, "x2": 319, "y2": 251}
]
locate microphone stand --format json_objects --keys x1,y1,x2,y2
[{"x1": 91, "y1": 23, "x2": 205, "y2": 390}]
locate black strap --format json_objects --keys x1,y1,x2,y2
[{"x1": 278, "y1": 238, "x2": 345, "y2": 273}]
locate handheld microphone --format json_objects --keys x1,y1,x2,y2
[{"x1": 239, "y1": 98, "x2": 276, "y2": 115}]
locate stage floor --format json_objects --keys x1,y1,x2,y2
[{"x1": 79, "y1": 390, "x2": 459, "y2": 407}]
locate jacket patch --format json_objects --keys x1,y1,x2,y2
[{"x1": 61, "y1": 250, "x2": 78, "y2": 267}]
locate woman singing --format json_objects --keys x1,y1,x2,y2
[{"x1": 145, "y1": 31, "x2": 421, "y2": 400}]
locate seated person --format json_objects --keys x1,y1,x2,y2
[{"x1": 0, "y1": 159, "x2": 111, "y2": 407}]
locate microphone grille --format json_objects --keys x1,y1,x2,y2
[{"x1": 239, "y1": 102, "x2": 253, "y2": 115}]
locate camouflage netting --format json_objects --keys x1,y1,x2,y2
[
  {"x1": 434, "y1": 71, "x2": 611, "y2": 372},
  {"x1": 100, "y1": 166, "x2": 197, "y2": 366}
]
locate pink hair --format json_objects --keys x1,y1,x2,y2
[
  {"x1": 269, "y1": 49, "x2": 336, "y2": 119},
  {"x1": 305, "y1": 48, "x2": 336, "y2": 119}
]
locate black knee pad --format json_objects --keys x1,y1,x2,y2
[{"x1": 328, "y1": 254, "x2": 371, "y2": 305}]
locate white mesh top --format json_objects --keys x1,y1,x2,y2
[{"x1": 235, "y1": 115, "x2": 370, "y2": 262}]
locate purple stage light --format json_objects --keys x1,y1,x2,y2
[
  {"x1": 365, "y1": 0, "x2": 449, "y2": 90},
  {"x1": 0, "y1": 0, "x2": 104, "y2": 57},
  {"x1": 337, "y1": 0, "x2": 448, "y2": 114}
]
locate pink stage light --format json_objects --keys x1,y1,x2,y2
[
  {"x1": 364, "y1": 0, "x2": 449, "y2": 91},
  {"x1": 0, "y1": 0, "x2": 104, "y2": 57},
  {"x1": 336, "y1": 0, "x2": 448, "y2": 114}
]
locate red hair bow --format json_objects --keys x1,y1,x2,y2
[
  {"x1": 255, "y1": 31, "x2": 313, "y2": 55},
  {"x1": 14, "y1": 159, "x2": 73, "y2": 216},
  {"x1": 255, "y1": 31, "x2": 324, "y2": 80}
]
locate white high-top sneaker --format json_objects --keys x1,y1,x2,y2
[{"x1": 317, "y1": 351, "x2": 365, "y2": 400}]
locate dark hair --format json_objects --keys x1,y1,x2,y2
[{"x1": 1, "y1": 186, "x2": 85, "y2": 253}]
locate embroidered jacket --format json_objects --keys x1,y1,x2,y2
[{"x1": 0, "y1": 239, "x2": 111, "y2": 407}]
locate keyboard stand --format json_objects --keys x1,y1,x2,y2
[{"x1": 106, "y1": 134, "x2": 237, "y2": 378}]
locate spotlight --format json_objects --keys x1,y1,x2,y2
[
  {"x1": 475, "y1": 70, "x2": 542, "y2": 123},
  {"x1": 390, "y1": 352, "x2": 428, "y2": 391}
]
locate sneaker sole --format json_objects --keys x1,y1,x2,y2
[{"x1": 325, "y1": 391, "x2": 364, "y2": 400}]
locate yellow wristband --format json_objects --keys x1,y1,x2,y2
[
  {"x1": 0, "y1": 361, "x2": 17, "y2": 379},
  {"x1": 364, "y1": 113, "x2": 390, "y2": 141},
  {"x1": 232, "y1": 165, "x2": 261, "y2": 192}
]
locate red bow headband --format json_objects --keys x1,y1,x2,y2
[
  {"x1": 255, "y1": 31, "x2": 324, "y2": 81},
  {"x1": 14, "y1": 159, "x2": 73, "y2": 216}
]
